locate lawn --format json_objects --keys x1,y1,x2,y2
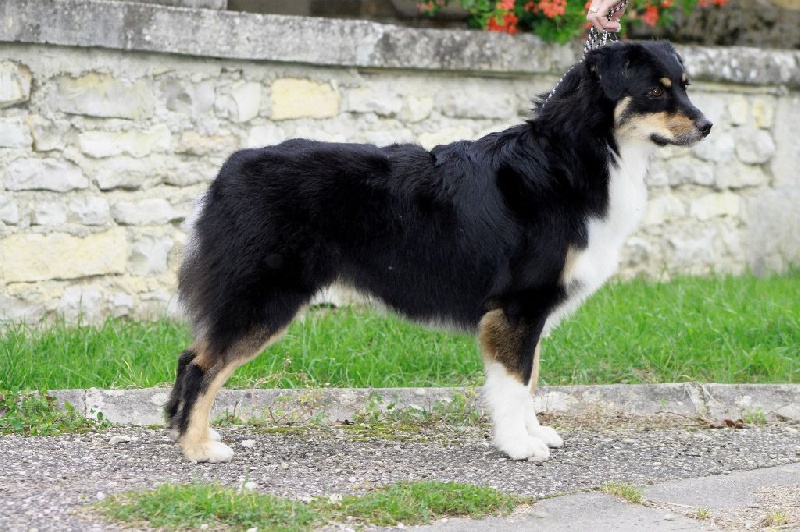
[{"x1": 1, "y1": 271, "x2": 797, "y2": 391}]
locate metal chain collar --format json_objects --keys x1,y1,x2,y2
[{"x1": 543, "y1": 0, "x2": 629, "y2": 107}]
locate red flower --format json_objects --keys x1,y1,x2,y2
[
  {"x1": 487, "y1": 11, "x2": 519, "y2": 33},
  {"x1": 497, "y1": 0, "x2": 516, "y2": 10},
  {"x1": 642, "y1": 5, "x2": 659, "y2": 26}
]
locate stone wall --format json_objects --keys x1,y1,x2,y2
[{"x1": 1, "y1": 0, "x2": 799, "y2": 323}]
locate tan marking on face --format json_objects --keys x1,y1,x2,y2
[
  {"x1": 620, "y1": 111, "x2": 696, "y2": 142},
  {"x1": 479, "y1": 309, "x2": 526, "y2": 382},
  {"x1": 614, "y1": 96, "x2": 633, "y2": 127},
  {"x1": 681, "y1": 73, "x2": 687, "y2": 84},
  {"x1": 665, "y1": 113, "x2": 696, "y2": 137},
  {"x1": 660, "y1": 77, "x2": 672, "y2": 88}
]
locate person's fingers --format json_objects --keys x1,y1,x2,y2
[{"x1": 586, "y1": 0, "x2": 627, "y2": 32}]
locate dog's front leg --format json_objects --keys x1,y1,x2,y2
[
  {"x1": 479, "y1": 309, "x2": 562, "y2": 461},
  {"x1": 524, "y1": 342, "x2": 563, "y2": 449}
]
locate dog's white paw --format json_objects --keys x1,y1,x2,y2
[
  {"x1": 496, "y1": 432, "x2": 551, "y2": 462},
  {"x1": 182, "y1": 440, "x2": 234, "y2": 463},
  {"x1": 528, "y1": 425, "x2": 564, "y2": 448},
  {"x1": 167, "y1": 428, "x2": 180, "y2": 441}
]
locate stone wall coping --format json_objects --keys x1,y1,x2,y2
[{"x1": 2, "y1": 0, "x2": 799, "y2": 87}]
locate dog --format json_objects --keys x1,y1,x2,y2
[{"x1": 165, "y1": 40, "x2": 711, "y2": 463}]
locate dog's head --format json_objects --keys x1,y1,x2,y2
[{"x1": 585, "y1": 41, "x2": 712, "y2": 146}]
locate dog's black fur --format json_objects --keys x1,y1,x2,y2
[{"x1": 166, "y1": 40, "x2": 711, "y2": 462}]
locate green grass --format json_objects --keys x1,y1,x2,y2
[
  {"x1": 599, "y1": 482, "x2": 644, "y2": 504},
  {"x1": 1, "y1": 272, "x2": 798, "y2": 391},
  {"x1": 96, "y1": 481, "x2": 528, "y2": 529},
  {"x1": 0, "y1": 390, "x2": 108, "y2": 436}
]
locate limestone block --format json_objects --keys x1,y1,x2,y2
[
  {"x1": 161, "y1": 159, "x2": 218, "y2": 187},
  {"x1": 0, "y1": 229, "x2": 127, "y2": 282},
  {"x1": 30, "y1": 118, "x2": 73, "y2": 152},
  {"x1": 644, "y1": 195, "x2": 685, "y2": 226},
  {"x1": 751, "y1": 98, "x2": 775, "y2": 129},
  {"x1": 92, "y1": 157, "x2": 159, "y2": 190},
  {"x1": 128, "y1": 234, "x2": 174, "y2": 276},
  {"x1": 692, "y1": 132, "x2": 735, "y2": 164},
  {"x1": 735, "y1": 129, "x2": 776, "y2": 165},
  {"x1": 689, "y1": 192, "x2": 740, "y2": 221},
  {"x1": 69, "y1": 196, "x2": 111, "y2": 225},
  {"x1": 4, "y1": 159, "x2": 88, "y2": 192},
  {"x1": 230, "y1": 81, "x2": 262, "y2": 122},
  {"x1": 246, "y1": 124, "x2": 286, "y2": 148},
  {"x1": 667, "y1": 227, "x2": 718, "y2": 272},
  {"x1": 0, "y1": 61, "x2": 32, "y2": 108},
  {"x1": 175, "y1": 130, "x2": 239, "y2": 156},
  {"x1": 736, "y1": 129, "x2": 776, "y2": 164},
  {"x1": 727, "y1": 95, "x2": 749, "y2": 126},
  {"x1": 0, "y1": 195, "x2": 19, "y2": 224},
  {"x1": 745, "y1": 190, "x2": 800, "y2": 275},
  {"x1": 438, "y1": 84, "x2": 516, "y2": 119},
  {"x1": 160, "y1": 78, "x2": 216, "y2": 118},
  {"x1": 666, "y1": 158, "x2": 715, "y2": 187},
  {"x1": 770, "y1": 95, "x2": 800, "y2": 188},
  {"x1": 270, "y1": 78, "x2": 340, "y2": 120},
  {"x1": 57, "y1": 286, "x2": 105, "y2": 323},
  {"x1": 714, "y1": 163, "x2": 767, "y2": 190},
  {"x1": 0, "y1": 294, "x2": 45, "y2": 323},
  {"x1": 417, "y1": 125, "x2": 474, "y2": 151},
  {"x1": 78, "y1": 125, "x2": 171, "y2": 158},
  {"x1": 0, "y1": 118, "x2": 32, "y2": 148},
  {"x1": 31, "y1": 201, "x2": 68, "y2": 226},
  {"x1": 112, "y1": 198, "x2": 176, "y2": 225},
  {"x1": 402, "y1": 95, "x2": 434, "y2": 123},
  {"x1": 645, "y1": 163, "x2": 669, "y2": 187},
  {"x1": 51, "y1": 73, "x2": 154, "y2": 120},
  {"x1": 108, "y1": 292, "x2": 135, "y2": 318},
  {"x1": 345, "y1": 87, "x2": 403, "y2": 117}
]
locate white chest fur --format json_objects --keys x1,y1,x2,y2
[{"x1": 545, "y1": 138, "x2": 653, "y2": 332}]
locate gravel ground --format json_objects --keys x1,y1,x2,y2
[{"x1": 1, "y1": 416, "x2": 798, "y2": 531}]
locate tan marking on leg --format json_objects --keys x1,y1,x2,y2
[
  {"x1": 479, "y1": 310, "x2": 526, "y2": 381},
  {"x1": 529, "y1": 342, "x2": 541, "y2": 397},
  {"x1": 180, "y1": 326, "x2": 289, "y2": 462}
]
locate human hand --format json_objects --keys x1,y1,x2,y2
[{"x1": 586, "y1": 0, "x2": 628, "y2": 32}]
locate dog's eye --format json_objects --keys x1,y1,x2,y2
[{"x1": 647, "y1": 87, "x2": 665, "y2": 98}]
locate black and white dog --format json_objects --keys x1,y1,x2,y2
[{"x1": 166, "y1": 41, "x2": 711, "y2": 463}]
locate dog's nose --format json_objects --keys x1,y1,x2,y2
[{"x1": 696, "y1": 118, "x2": 713, "y2": 137}]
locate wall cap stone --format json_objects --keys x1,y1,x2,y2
[{"x1": 1, "y1": 0, "x2": 798, "y2": 86}]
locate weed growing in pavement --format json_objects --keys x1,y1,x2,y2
[
  {"x1": 695, "y1": 507, "x2": 711, "y2": 520},
  {"x1": 339, "y1": 390, "x2": 487, "y2": 442},
  {"x1": 599, "y1": 482, "x2": 644, "y2": 504},
  {"x1": 742, "y1": 407, "x2": 768, "y2": 426},
  {"x1": 95, "y1": 480, "x2": 529, "y2": 529},
  {"x1": 0, "y1": 390, "x2": 109, "y2": 436},
  {"x1": 760, "y1": 510, "x2": 788, "y2": 527}
]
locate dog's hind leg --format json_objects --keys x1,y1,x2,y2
[
  {"x1": 171, "y1": 325, "x2": 291, "y2": 463},
  {"x1": 479, "y1": 309, "x2": 561, "y2": 461}
]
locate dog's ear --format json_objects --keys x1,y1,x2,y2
[{"x1": 585, "y1": 45, "x2": 629, "y2": 101}]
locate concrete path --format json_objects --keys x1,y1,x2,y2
[{"x1": 1, "y1": 384, "x2": 798, "y2": 531}]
